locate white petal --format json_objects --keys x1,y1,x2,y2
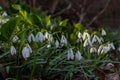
[
  {"x1": 102, "y1": 29, "x2": 106, "y2": 36},
  {"x1": 22, "y1": 47, "x2": 30, "y2": 60},
  {"x1": 98, "y1": 45, "x2": 103, "y2": 54},
  {"x1": 67, "y1": 48, "x2": 74, "y2": 60},
  {"x1": 55, "y1": 40, "x2": 59, "y2": 48},
  {"x1": 75, "y1": 51, "x2": 82, "y2": 60},
  {"x1": 35, "y1": 32, "x2": 45, "y2": 42},
  {"x1": 110, "y1": 43, "x2": 115, "y2": 50},
  {"x1": 78, "y1": 32, "x2": 82, "y2": 39},
  {"x1": 28, "y1": 33, "x2": 35, "y2": 43},
  {"x1": 61, "y1": 35, "x2": 67, "y2": 45},
  {"x1": 12, "y1": 36, "x2": 19, "y2": 43},
  {"x1": 83, "y1": 32, "x2": 91, "y2": 41},
  {"x1": 83, "y1": 39, "x2": 88, "y2": 47},
  {"x1": 27, "y1": 44, "x2": 32, "y2": 53},
  {"x1": 10, "y1": 46, "x2": 16, "y2": 55}
]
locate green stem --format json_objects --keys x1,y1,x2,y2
[{"x1": 29, "y1": 53, "x2": 36, "y2": 80}]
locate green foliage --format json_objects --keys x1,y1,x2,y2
[{"x1": 0, "y1": 4, "x2": 120, "y2": 80}]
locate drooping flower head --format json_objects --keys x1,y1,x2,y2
[
  {"x1": 28, "y1": 33, "x2": 35, "y2": 43},
  {"x1": 35, "y1": 32, "x2": 45, "y2": 42},
  {"x1": 67, "y1": 48, "x2": 74, "y2": 60},
  {"x1": 75, "y1": 50, "x2": 82, "y2": 60},
  {"x1": 10, "y1": 46, "x2": 16, "y2": 55}
]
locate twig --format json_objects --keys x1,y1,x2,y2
[
  {"x1": 86, "y1": 0, "x2": 111, "y2": 27},
  {"x1": 52, "y1": 3, "x2": 72, "y2": 18}
]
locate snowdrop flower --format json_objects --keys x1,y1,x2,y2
[
  {"x1": 67, "y1": 48, "x2": 74, "y2": 60},
  {"x1": 47, "y1": 44, "x2": 51, "y2": 48},
  {"x1": 78, "y1": 32, "x2": 82, "y2": 39},
  {"x1": 61, "y1": 35, "x2": 67, "y2": 46},
  {"x1": 90, "y1": 47, "x2": 97, "y2": 53},
  {"x1": 75, "y1": 50, "x2": 82, "y2": 60},
  {"x1": 55, "y1": 40, "x2": 59, "y2": 48},
  {"x1": 82, "y1": 32, "x2": 91, "y2": 40},
  {"x1": 27, "y1": 44, "x2": 32, "y2": 53},
  {"x1": 12, "y1": 35, "x2": 19, "y2": 43},
  {"x1": 45, "y1": 32, "x2": 53, "y2": 43},
  {"x1": 10, "y1": 46, "x2": 16, "y2": 55},
  {"x1": 108, "y1": 43, "x2": 115, "y2": 50},
  {"x1": 101, "y1": 46, "x2": 110, "y2": 53},
  {"x1": 2, "y1": 12, "x2": 7, "y2": 17},
  {"x1": 118, "y1": 47, "x2": 120, "y2": 52},
  {"x1": 28, "y1": 33, "x2": 35, "y2": 43},
  {"x1": 83, "y1": 39, "x2": 92, "y2": 47},
  {"x1": 22, "y1": 46, "x2": 30, "y2": 60},
  {"x1": 45, "y1": 32, "x2": 49, "y2": 39},
  {"x1": 92, "y1": 35, "x2": 101, "y2": 43},
  {"x1": 101, "y1": 29, "x2": 106, "y2": 36},
  {"x1": 98, "y1": 45, "x2": 104, "y2": 54},
  {"x1": 35, "y1": 32, "x2": 45, "y2": 42}
]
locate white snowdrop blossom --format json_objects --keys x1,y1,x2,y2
[
  {"x1": 47, "y1": 44, "x2": 51, "y2": 48},
  {"x1": 35, "y1": 32, "x2": 45, "y2": 42},
  {"x1": 27, "y1": 44, "x2": 32, "y2": 53},
  {"x1": 2, "y1": 12, "x2": 7, "y2": 17},
  {"x1": 12, "y1": 35, "x2": 19, "y2": 43},
  {"x1": 98, "y1": 45, "x2": 104, "y2": 54},
  {"x1": 100, "y1": 37, "x2": 104, "y2": 42},
  {"x1": 92, "y1": 35, "x2": 101, "y2": 43},
  {"x1": 118, "y1": 47, "x2": 120, "y2": 52},
  {"x1": 28, "y1": 33, "x2": 35, "y2": 43},
  {"x1": 45, "y1": 32, "x2": 49, "y2": 39},
  {"x1": 108, "y1": 43, "x2": 115, "y2": 50},
  {"x1": 67, "y1": 48, "x2": 74, "y2": 60},
  {"x1": 83, "y1": 39, "x2": 92, "y2": 47},
  {"x1": 90, "y1": 47, "x2": 97, "y2": 53},
  {"x1": 82, "y1": 32, "x2": 91, "y2": 40},
  {"x1": 45, "y1": 32, "x2": 53, "y2": 43},
  {"x1": 22, "y1": 46, "x2": 30, "y2": 60},
  {"x1": 75, "y1": 50, "x2": 82, "y2": 60},
  {"x1": 101, "y1": 46, "x2": 110, "y2": 54},
  {"x1": 61, "y1": 35, "x2": 67, "y2": 46},
  {"x1": 10, "y1": 46, "x2": 16, "y2": 55},
  {"x1": 78, "y1": 32, "x2": 82, "y2": 39},
  {"x1": 55, "y1": 40, "x2": 59, "y2": 48},
  {"x1": 101, "y1": 29, "x2": 106, "y2": 36}
]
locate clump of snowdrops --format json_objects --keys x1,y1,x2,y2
[{"x1": 0, "y1": 5, "x2": 120, "y2": 80}]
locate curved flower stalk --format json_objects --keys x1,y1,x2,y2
[
  {"x1": 67, "y1": 48, "x2": 74, "y2": 60},
  {"x1": 35, "y1": 32, "x2": 45, "y2": 42},
  {"x1": 12, "y1": 35, "x2": 19, "y2": 43},
  {"x1": 61, "y1": 35, "x2": 67, "y2": 46},
  {"x1": 28, "y1": 33, "x2": 35, "y2": 43},
  {"x1": 82, "y1": 32, "x2": 91, "y2": 41},
  {"x1": 75, "y1": 50, "x2": 82, "y2": 60},
  {"x1": 10, "y1": 46, "x2": 16, "y2": 55},
  {"x1": 90, "y1": 47, "x2": 97, "y2": 53},
  {"x1": 101, "y1": 29, "x2": 106, "y2": 36}
]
